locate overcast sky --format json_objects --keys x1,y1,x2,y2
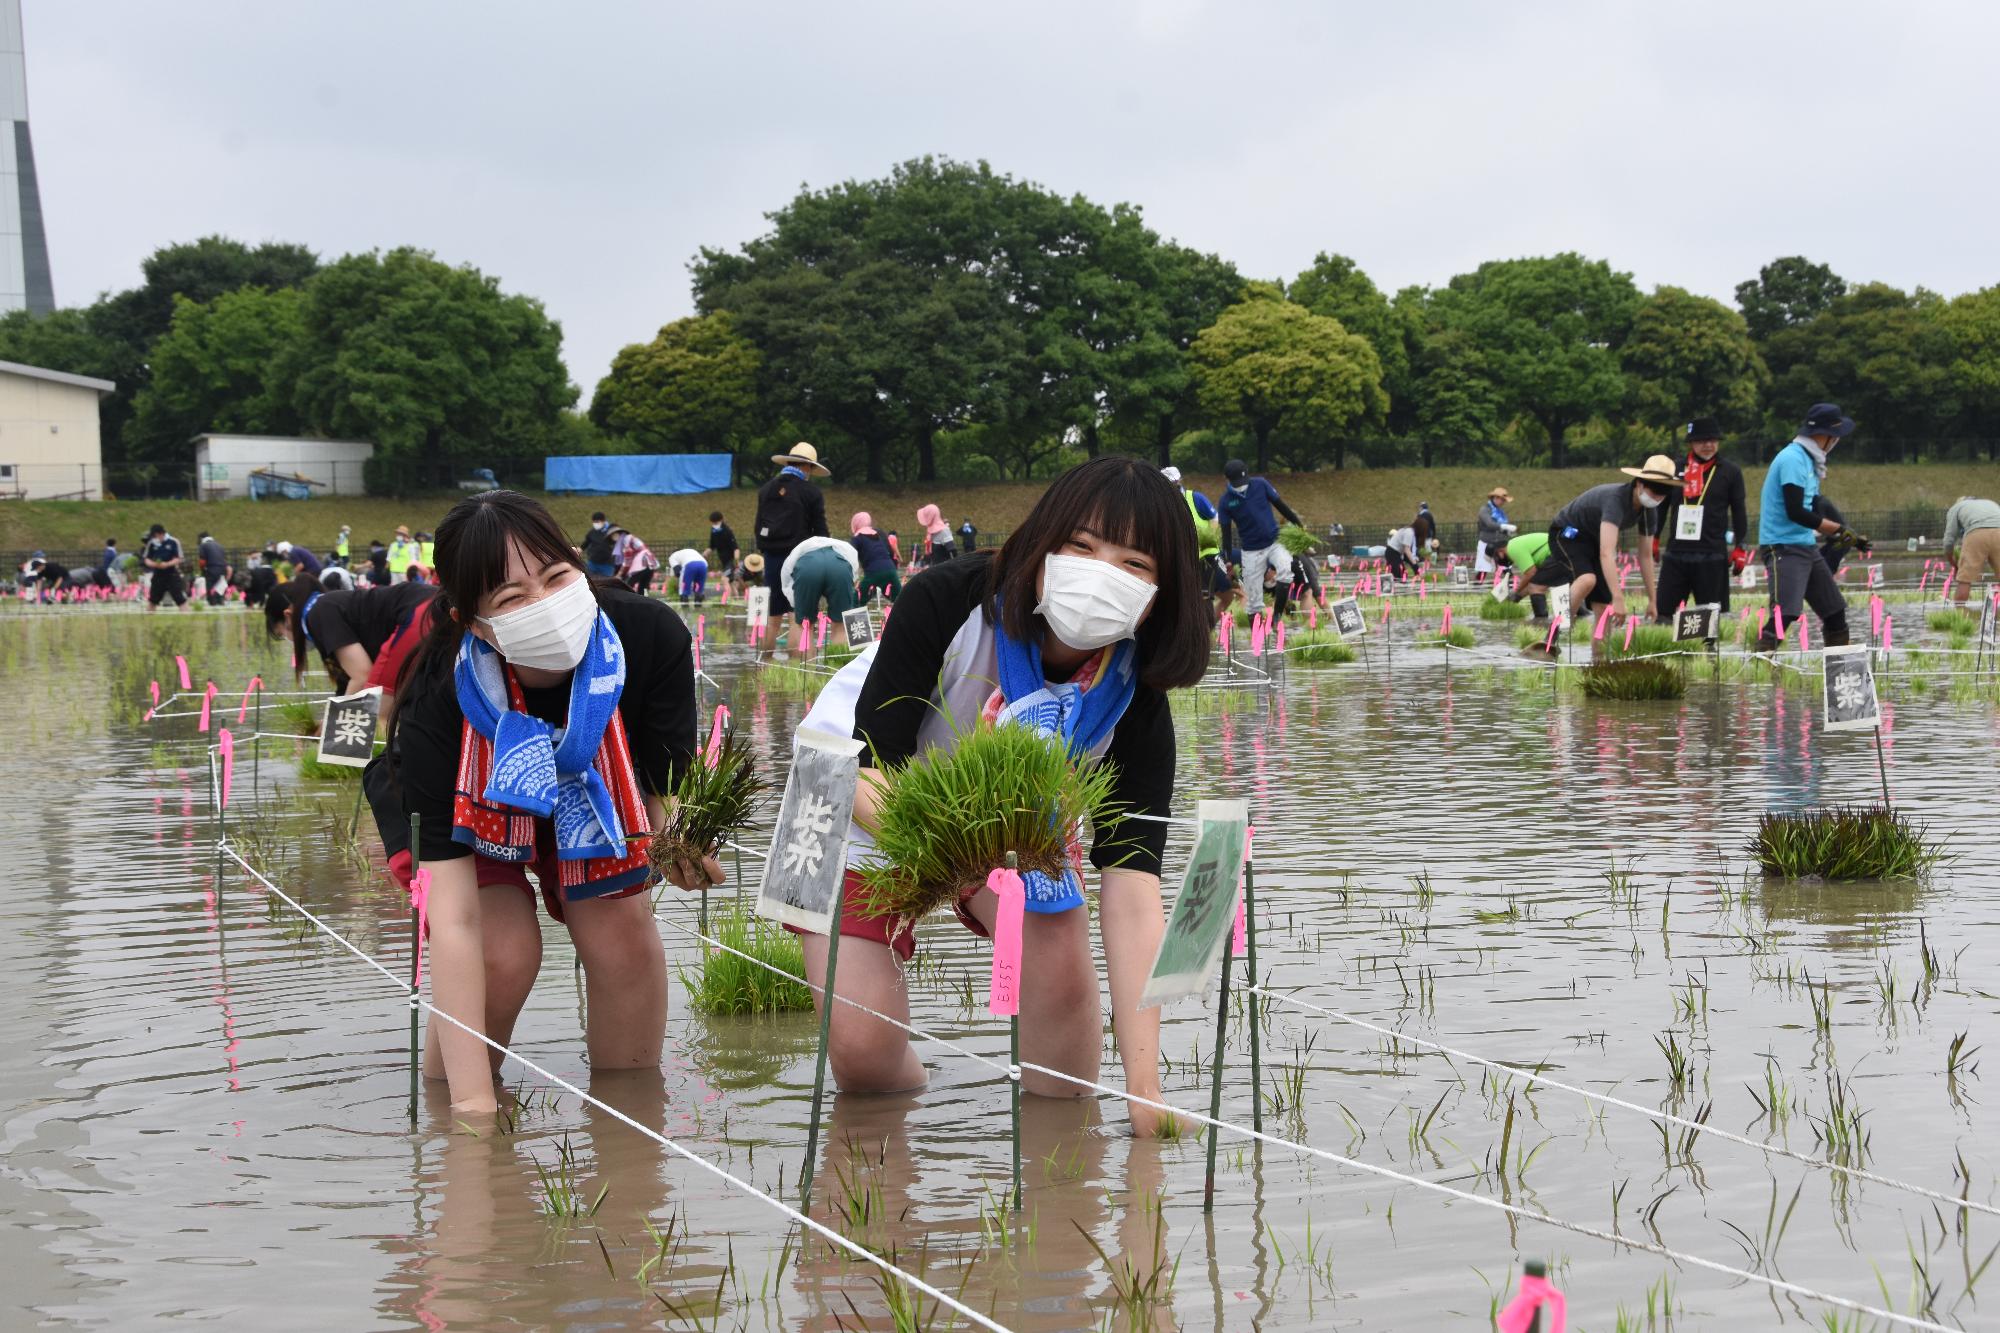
[{"x1": 25, "y1": 2, "x2": 1999, "y2": 401}]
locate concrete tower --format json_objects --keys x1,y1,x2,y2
[{"x1": 0, "y1": 0, "x2": 51, "y2": 315}]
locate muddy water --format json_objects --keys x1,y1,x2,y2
[{"x1": 3, "y1": 608, "x2": 1998, "y2": 1331}]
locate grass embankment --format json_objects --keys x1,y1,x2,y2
[{"x1": 3, "y1": 462, "x2": 1989, "y2": 557}]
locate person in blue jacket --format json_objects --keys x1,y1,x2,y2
[
  {"x1": 1216, "y1": 459, "x2": 1303, "y2": 616},
  {"x1": 1754, "y1": 403, "x2": 1869, "y2": 650}
]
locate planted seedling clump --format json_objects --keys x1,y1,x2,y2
[
  {"x1": 1604, "y1": 624, "x2": 1688, "y2": 659},
  {"x1": 1579, "y1": 658, "x2": 1686, "y2": 700},
  {"x1": 1478, "y1": 598, "x2": 1528, "y2": 621},
  {"x1": 1753, "y1": 805, "x2": 1945, "y2": 881},
  {"x1": 1288, "y1": 628, "x2": 1358, "y2": 664},
  {"x1": 857, "y1": 721, "x2": 1120, "y2": 937},
  {"x1": 680, "y1": 899, "x2": 812, "y2": 1014},
  {"x1": 649, "y1": 730, "x2": 762, "y2": 881},
  {"x1": 1421, "y1": 626, "x2": 1477, "y2": 649}
]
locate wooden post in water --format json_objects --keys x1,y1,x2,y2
[
  {"x1": 408, "y1": 813, "x2": 422, "y2": 1125},
  {"x1": 1203, "y1": 933, "x2": 1235, "y2": 1213},
  {"x1": 798, "y1": 875, "x2": 847, "y2": 1212},
  {"x1": 1244, "y1": 850, "x2": 1263, "y2": 1135}
]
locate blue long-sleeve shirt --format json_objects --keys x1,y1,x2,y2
[{"x1": 1217, "y1": 478, "x2": 1300, "y2": 553}]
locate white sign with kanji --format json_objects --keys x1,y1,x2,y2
[
  {"x1": 755, "y1": 726, "x2": 865, "y2": 932},
  {"x1": 1821, "y1": 646, "x2": 1881, "y2": 733},
  {"x1": 317, "y1": 687, "x2": 383, "y2": 768}
]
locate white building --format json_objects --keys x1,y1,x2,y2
[
  {"x1": 193, "y1": 434, "x2": 375, "y2": 500},
  {"x1": 0, "y1": 359, "x2": 113, "y2": 499}
]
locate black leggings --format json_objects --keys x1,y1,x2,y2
[{"x1": 1653, "y1": 553, "x2": 1730, "y2": 621}]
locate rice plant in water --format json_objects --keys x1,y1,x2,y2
[
  {"x1": 1603, "y1": 623, "x2": 1690, "y2": 659},
  {"x1": 679, "y1": 899, "x2": 812, "y2": 1014},
  {"x1": 857, "y1": 721, "x2": 1120, "y2": 935},
  {"x1": 1478, "y1": 597, "x2": 1528, "y2": 620},
  {"x1": 1287, "y1": 628, "x2": 1358, "y2": 664},
  {"x1": 649, "y1": 729, "x2": 761, "y2": 880},
  {"x1": 1515, "y1": 624, "x2": 1552, "y2": 650},
  {"x1": 1927, "y1": 609, "x2": 1978, "y2": 635},
  {"x1": 1276, "y1": 523, "x2": 1320, "y2": 557},
  {"x1": 1752, "y1": 805, "x2": 1945, "y2": 881},
  {"x1": 1579, "y1": 658, "x2": 1686, "y2": 700},
  {"x1": 1420, "y1": 626, "x2": 1477, "y2": 649}
]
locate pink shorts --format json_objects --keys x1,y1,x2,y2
[
  {"x1": 384, "y1": 844, "x2": 644, "y2": 925},
  {"x1": 784, "y1": 868, "x2": 988, "y2": 962}
]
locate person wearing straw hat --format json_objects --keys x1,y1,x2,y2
[
  {"x1": 1474, "y1": 487, "x2": 1514, "y2": 579},
  {"x1": 1755, "y1": 403, "x2": 1861, "y2": 650},
  {"x1": 1540, "y1": 456, "x2": 1679, "y2": 622},
  {"x1": 1653, "y1": 417, "x2": 1749, "y2": 621},
  {"x1": 755, "y1": 442, "x2": 830, "y2": 617}
]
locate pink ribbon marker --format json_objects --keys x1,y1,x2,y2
[
  {"x1": 408, "y1": 869, "x2": 432, "y2": 991},
  {"x1": 1495, "y1": 1271, "x2": 1567, "y2": 1333},
  {"x1": 147, "y1": 679, "x2": 160, "y2": 720},
  {"x1": 1919, "y1": 571, "x2": 1932, "y2": 597},
  {"x1": 1869, "y1": 596, "x2": 1884, "y2": 640},
  {"x1": 1307, "y1": 603, "x2": 1318, "y2": 630},
  {"x1": 236, "y1": 676, "x2": 263, "y2": 724},
  {"x1": 986, "y1": 866, "x2": 1025, "y2": 1017},
  {"x1": 1591, "y1": 605, "x2": 1612, "y2": 642},
  {"x1": 1942, "y1": 574, "x2": 1954, "y2": 602},
  {"x1": 1440, "y1": 605, "x2": 1453, "y2": 636},
  {"x1": 1274, "y1": 620, "x2": 1287, "y2": 653},
  {"x1": 176, "y1": 655, "x2": 192, "y2": 690},
  {"x1": 1755, "y1": 608, "x2": 1768, "y2": 640},
  {"x1": 1772, "y1": 603, "x2": 1784, "y2": 638},
  {"x1": 1796, "y1": 615, "x2": 1809, "y2": 651},
  {"x1": 1542, "y1": 619, "x2": 1561, "y2": 653},
  {"x1": 1884, "y1": 616, "x2": 1894, "y2": 652},
  {"x1": 218, "y1": 728, "x2": 235, "y2": 809},
  {"x1": 1380, "y1": 596, "x2": 1391, "y2": 626},
  {"x1": 1621, "y1": 616, "x2": 1636, "y2": 652},
  {"x1": 705, "y1": 705, "x2": 730, "y2": 767},
  {"x1": 198, "y1": 681, "x2": 217, "y2": 733},
  {"x1": 1230, "y1": 827, "x2": 1255, "y2": 957},
  {"x1": 697, "y1": 613, "x2": 706, "y2": 649}
]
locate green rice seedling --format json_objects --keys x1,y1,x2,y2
[
  {"x1": 1752, "y1": 805, "x2": 1946, "y2": 881},
  {"x1": 1947, "y1": 1031, "x2": 1982, "y2": 1082},
  {"x1": 1515, "y1": 623, "x2": 1556, "y2": 650},
  {"x1": 1809, "y1": 1069, "x2": 1870, "y2": 1165},
  {"x1": 531, "y1": 1133, "x2": 608, "y2": 1221},
  {"x1": 1655, "y1": 1032, "x2": 1692, "y2": 1095},
  {"x1": 649, "y1": 729, "x2": 762, "y2": 881},
  {"x1": 856, "y1": 720, "x2": 1119, "y2": 936},
  {"x1": 1075, "y1": 1192, "x2": 1181, "y2": 1326},
  {"x1": 1603, "y1": 623, "x2": 1691, "y2": 660},
  {"x1": 678, "y1": 900, "x2": 812, "y2": 1014},
  {"x1": 1927, "y1": 609, "x2": 1978, "y2": 635},
  {"x1": 1580, "y1": 658, "x2": 1687, "y2": 700},
  {"x1": 756, "y1": 658, "x2": 830, "y2": 697},
  {"x1": 1286, "y1": 628, "x2": 1358, "y2": 664},
  {"x1": 1276, "y1": 523, "x2": 1320, "y2": 557},
  {"x1": 1420, "y1": 625, "x2": 1477, "y2": 649},
  {"x1": 1478, "y1": 597, "x2": 1528, "y2": 620}
]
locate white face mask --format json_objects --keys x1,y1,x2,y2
[
  {"x1": 1637, "y1": 489, "x2": 1665, "y2": 510},
  {"x1": 1035, "y1": 553, "x2": 1157, "y2": 651},
  {"x1": 477, "y1": 574, "x2": 598, "y2": 672}
]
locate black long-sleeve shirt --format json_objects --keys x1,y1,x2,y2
[{"x1": 1661, "y1": 455, "x2": 1748, "y2": 556}]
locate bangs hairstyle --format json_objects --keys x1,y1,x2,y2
[
  {"x1": 265, "y1": 572, "x2": 328, "y2": 684},
  {"x1": 990, "y1": 455, "x2": 1208, "y2": 690},
  {"x1": 391, "y1": 490, "x2": 592, "y2": 698}
]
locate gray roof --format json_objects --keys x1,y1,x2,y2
[{"x1": 0, "y1": 359, "x2": 116, "y2": 394}]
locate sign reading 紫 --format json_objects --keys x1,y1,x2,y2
[
  {"x1": 754, "y1": 727, "x2": 865, "y2": 933},
  {"x1": 1329, "y1": 597, "x2": 1365, "y2": 640},
  {"x1": 1673, "y1": 603, "x2": 1721, "y2": 643},
  {"x1": 841, "y1": 606, "x2": 875, "y2": 645},
  {"x1": 1821, "y1": 646, "x2": 1882, "y2": 733},
  {"x1": 1865, "y1": 563, "x2": 1884, "y2": 587},
  {"x1": 1141, "y1": 800, "x2": 1250, "y2": 1009},
  {"x1": 1548, "y1": 584, "x2": 1572, "y2": 632},
  {"x1": 317, "y1": 687, "x2": 383, "y2": 768},
  {"x1": 745, "y1": 586, "x2": 772, "y2": 634},
  {"x1": 1451, "y1": 564, "x2": 1470, "y2": 587}
]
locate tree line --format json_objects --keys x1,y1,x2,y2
[{"x1": 4, "y1": 157, "x2": 1997, "y2": 494}]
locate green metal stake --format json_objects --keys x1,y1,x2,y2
[
  {"x1": 1244, "y1": 851, "x2": 1263, "y2": 1135},
  {"x1": 409, "y1": 812, "x2": 422, "y2": 1125},
  {"x1": 1203, "y1": 937, "x2": 1235, "y2": 1213},
  {"x1": 1006, "y1": 850, "x2": 1022, "y2": 1214},
  {"x1": 799, "y1": 876, "x2": 847, "y2": 1212}
]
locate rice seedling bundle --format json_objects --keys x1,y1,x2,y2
[
  {"x1": 1421, "y1": 626, "x2": 1477, "y2": 649},
  {"x1": 1927, "y1": 609, "x2": 1978, "y2": 635},
  {"x1": 1752, "y1": 805, "x2": 1944, "y2": 881},
  {"x1": 1515, "y1": 624, "x2": 1551, "y2": 650},
  {"x1": 1603, "y1": 623, "x2": 1689, "y2": 659},
  {"x1": 1478, "y1": 598, "x2": 1528, "y2": 620},
  {"x1": 1578, "y1": 658, "x2": 1686, "y2": 700},
  {"x1": 680, "y1": 900, "x2": 812, "y2": 1014},
  {"x1": 1287, "y1": 628, "x2": 1358, "y2": 664},
  {"x1": 1277, "y1": 523, "x2": 1320, "y2": 557},
  {"x1": 649, "y1": 729, "x2": 763, "y2": 878},
  {"x1": 856, "y1": 721, "x2": 1120, "y2": 931}
]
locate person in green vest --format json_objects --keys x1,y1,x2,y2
[
  {"x1": 333, "y1": 524, "x2": 351, "y2": 568},
  {"x1": 1163, "y1": 465, "x2": 1234, "y2": 622},
  {"x1": 418, "y1": 531, "x2": 437, "y2": 571},
  {"x1": 387, "y1": 526, "x2": 420, "y2": 583},
  {"x1": 1495, "y1": 529, "x2": 1553, "y2": 620}
]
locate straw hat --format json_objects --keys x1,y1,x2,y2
[
  {"x1": 1620, "y1": 454, "x2": 1683, "y2": 487},
  {"x1": 771, "y1": 441, "x2": 830, "y2": 476},
  {"x1": 1487, "y1": 486, "x2": 1512, "y2": 502},
  {"x1": 743, "y1": 553, "x2": 766, "y2": 575}
]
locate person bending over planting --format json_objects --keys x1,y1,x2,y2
[
  {"x1": 791, "y1": 456, "x2": 1211, "y2": 1136},
  {"x1": 373, "y1": 491, "x2": 716, "y2": 1114},
  {"x1": 267, "y1": 574, "x2": 441, "y2": 726},
  {"x1": 1539, "y1": 456, "x2": 1679, "y2": 622}
]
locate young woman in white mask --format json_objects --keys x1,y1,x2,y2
[
  {"x1": 374, "y1": 491, "x2": 718, "y2": 1113},
  {"x1": 791, "y1": 457, "x2": 1210, "y2": 1135}
]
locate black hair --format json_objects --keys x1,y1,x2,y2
[
  {"x1": 149, "y1": 523, "x2": 166, "y2": 535},
  {"x1": 708, "y1": 511, "x2": 724, "y2": 523},
  {"x1": 265, "y1": 572, "x2": 326, "y2": 683},
  {"x1": 198, "y1": 531, "x2": 211, "y2": 540},
  {"x1": 989, "y1": 455, "x2": 1208, "y2": 690},
  {"x1": 591, "y1": 510, "x2": 606, "y2": 522},
  {"x1": 105, "y1": 537, "x2": 116, "y2": 544}
]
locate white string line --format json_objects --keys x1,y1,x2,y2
[
  {"x1": 1014, "y1": 1061, "x2": 1957, "y2": 1333},
  {"x1": 649, "y1": 889, "x2": 1964, "y2": 1331},
  {"x1": 1241, "y1": 983, "x2": 2000, "y2": 1220},
  {"x1": 215, "y1": 840, "x2": 1013, "y2": 1333}
]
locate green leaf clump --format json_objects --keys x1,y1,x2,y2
[
  {"x1": 679, "y1": 899, "x2": 812, "y2": 1014},
  {"x1": 1277, "y1": 523, "x2": 1320, "y2": 557},
  {"x1": 857, "y1": 721, "x2": 1121, "y2": 929},
  {"x1": 1579, "y1": 658, "x2": 1686, "y2": 699},
  {"x1": 649, "y1": 729, "x2": 762, "y2": 874},
  {"x1": 1478, "y1": 597, "x2": 1528, "y2": 620},
  {"x1": 1753, "y1": 805, "x2": 1945, "y2": 881}
]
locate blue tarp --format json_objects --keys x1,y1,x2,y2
[{"x1": 543, "y1": 454, "x2": 733, "y2": 495}]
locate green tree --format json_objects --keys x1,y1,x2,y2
[
  {"x1": 1424, "y1": 253, "x2": 1641, "y2": 467},
  {"x1": 1405, "y1": 324, "x2": 1505, "y2": 466},
  {"x1": 92, "y1": 236, "x2": 319, "y2": 351},
  {"x1": 1759, "y1": 283, "x2": 1953, "y2": 461},
  {"x1": 1735, "y1": 256, "x2": 1846, "y2": 342},
  {"x1": 128, "y1": 288, "x2": 306, "y2": 465},
  {"x1": 1188, "y1": 291, "x2": 1386, "y2": 471},
  {"x1": 1938, "y1": 285, "x2": 2000, "y2": 460},
  {"x1": 1110, "y1": 241, "x2": 1242, "y2": 465},
  {"x1": 285, "y1": 248, "x2": 576, "y2": 485},
  {"x1": 589, "y1": 311, "x2": 760, "y2": 457},
  {"x1": 1620, "y1": 286, "x2": 1767, "y2": 439},
  {"x1": 1288, "y1": 253, "x2": 1417, "y2": 437}
]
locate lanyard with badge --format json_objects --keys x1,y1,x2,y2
[{"x1": 1674, "y1": 461, "x2": 1714, "y2": 543}]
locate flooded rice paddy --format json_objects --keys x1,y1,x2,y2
[{"x1": 2, "y1": 585, "x2": 1997, "y2": 1331}]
